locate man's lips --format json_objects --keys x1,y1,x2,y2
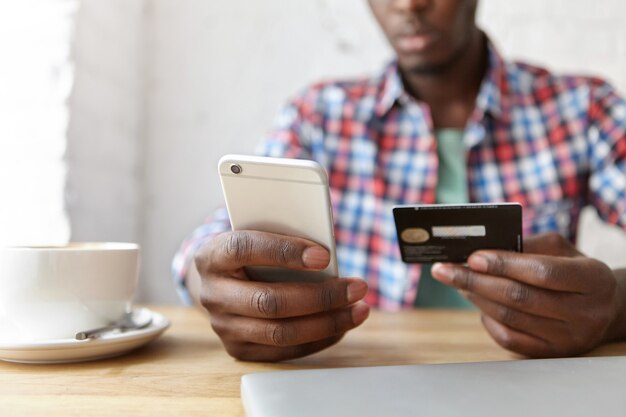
[{"x1": 396, "y1": 31, "x2": 439, "y2": 53}]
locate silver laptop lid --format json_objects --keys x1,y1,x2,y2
[{"x1": 241, "y1": 356, "x2": 626, "y2": 417}]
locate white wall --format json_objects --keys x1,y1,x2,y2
[
  {"x1": 66, "y1": 0, "x2": 626, "y2": 304},
  {"x1": 66, "y1": 0, "x2": 154, "y2": 305},
  {"x1": 478, "y1": 0, "x2": 626, "y2": 94},
  {"x1": 67, "y1": 0, "x2": 145, "y2": 246},
  {"x1": 0, "y1": 1, "x2": 76, "y2": 246}
]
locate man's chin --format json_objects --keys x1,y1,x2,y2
[{"x1": 399, "y1": 44, "x2": 470, "y2": 77}]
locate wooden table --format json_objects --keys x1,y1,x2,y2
[{"x1": 1, "y1": 306, "x2": 625, "y2": 417}]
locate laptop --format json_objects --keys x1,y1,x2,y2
[{"x1": 241, "y1": 356, "x2": 626, "y2": 417}]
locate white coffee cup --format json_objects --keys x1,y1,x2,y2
[{"x1": 0, "y1": 243, "x2": 140, "y2": 341}]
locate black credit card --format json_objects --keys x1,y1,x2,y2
[{"x1": 393, "y1": 203, "x2": 523, "y2": 263}]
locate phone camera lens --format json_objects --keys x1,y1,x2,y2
[{"x1": 230, "y1": 164, "x2": 242, "y2": 174}]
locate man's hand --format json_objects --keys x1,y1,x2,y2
[
  {"x1": 431, "y1": 232, "x2": 626, "y2": 357},
  {"x1": 193, "y1": 230, "x2": 369, "y2": 362}
]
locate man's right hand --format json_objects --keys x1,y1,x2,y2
[{"x1": 193, "y1": 230, "x2": 370, "y2": 362}]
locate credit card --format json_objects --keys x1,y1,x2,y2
[{"x1": 393, "y1": 203, "x2": 523, "y2": 263}]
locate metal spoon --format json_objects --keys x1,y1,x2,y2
[{"x1": 75, "y1": 308, "x2": 153, "y2": 340}]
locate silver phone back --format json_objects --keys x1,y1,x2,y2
[{"x1": 218, "y1": 155, "x2": 338, "y2": 282}]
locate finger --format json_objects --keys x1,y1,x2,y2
[
  {"x1": 431, "y1": 263, "x2": 571, "y2": 320},
  {"x1": 203, "y1": 276, "x2": 368, "y2": 319},
  {"x1": 198, "y1": 230, "x2": 330, "y2": 273},
  {"x1": 463, "y1": 291, "x2": 566, "y2": 337},
  {"x1": 224, "y1": 334, "x2": 345, "y2": 362},
  {"x1": 464, "y1": 251, "x2": 593, "y2": 293},
  {"x1": 481, "y1": 314, "x2": 557, "y2": 358},
  {"x1": 523, "y1": 232, "x2": 582, "y2": 257},
  {"x1": 213, "y1": 303, "x2": 369, "y2": 347}
]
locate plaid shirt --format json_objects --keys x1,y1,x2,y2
[{"x1": 173, "y1": 42, "x2": 626, "y2": 310}]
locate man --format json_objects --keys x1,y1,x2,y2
[{"x1": 173, "y1": 0, "x2": 626, "y2": 362}]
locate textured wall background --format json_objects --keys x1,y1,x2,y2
[
  {"x1": 67, "y1": 0, "x2": 145, "y2": 246},
  {"x1": 66, "y1": 0, "x2": 626, "y2": 304},
  {"x1": 0, "y1": 1, "x2": 76, "y2": 246}
]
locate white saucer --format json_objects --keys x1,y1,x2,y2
[{"x1": 0, "y1": 308, "x2": 170, "y2": 364}]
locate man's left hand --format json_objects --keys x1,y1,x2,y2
[{"x1": 431, "y1": 232, "x2": 626, "y2": 357}]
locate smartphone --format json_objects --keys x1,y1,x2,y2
[{"x1": 218, "y1": 154, "x2": 338, "y2": 282}]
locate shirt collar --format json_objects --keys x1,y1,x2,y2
[
  {"x1": 474, "y1": 40, "x2": 511, "y2": 122},
  {"x1": 374, "y1": 61, "x2": 404, "y2": 117},
  {"x1": 374, "y1": 39, "x2": 511, "y2": 122}
]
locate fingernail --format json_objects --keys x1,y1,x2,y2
[
  {"x1": 351, "y1": 302, "x2": 370, "y2": 325},
  {"x1": 347, "y1": 280, "x2": 368, "y2": 303},
  {"x1": 469, "y1": 254, "x2": 489, "y2": 272},
  {"x1": 302, "y1": 246, "x2": 330, "y2": 269},
  {"x1": 431, "y1": 263, "x2": 453, "y2": 283}
]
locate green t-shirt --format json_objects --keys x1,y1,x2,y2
[{"x1": 414, "y1": 129, "x2": 475, "y2": 309}]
